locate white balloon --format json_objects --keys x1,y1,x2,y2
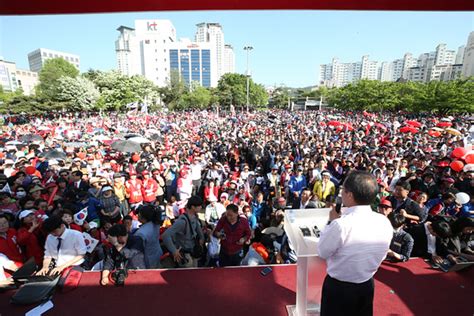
[{"x1": 455, "y1": 192, "x2": 470, "y2": 205}]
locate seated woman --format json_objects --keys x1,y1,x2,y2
[
  {"x1": 0, "y1": 214, "x2": 24, "y2": 267},
  {"x1": 386, "y1": 212, "x2": 414, "y2": 262},
  {"x1": 98, "y1": 186, "x2": 121, "y2": 224},
  {"x1": 448, "y1": 217, "x2": 474, "y2": 262},
  {"x1": 16, "y1": 210, "x2": 45, "y2": 266}
]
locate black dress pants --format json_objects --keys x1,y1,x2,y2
[{"x1": 320, "y1": 275, "x2": 374, "y2": 316}]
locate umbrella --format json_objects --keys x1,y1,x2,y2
[
  {"x1": 128, "y1": 136, "x2": 150, "y2": 144},
  {"x1": 64, "y1": 142, "x2": 87, "y2": 148},
  {"x1": 111, "y1": 140, "x2": 142, "y2": 153},
  {"x1": 327, "y1": 120, "x2": 341, "y2": 127},
  {"x1": 42, "y1": 149, "x2": 67, "y2": 160},
  {"x1": 436, "y1": 122, "x2": 452, "y2": 128},
  {"x1": 20, "y1": 134, "x2": 44, "y2": 143},
  {"x1": 150, "y1": 134, "x2": 163, "y2": 141},
  {"x1": 399, "y1": 126, "x2": 418, "y2": 134},
  {"x1": 406, "y1": 120, "x2": 422, "y2": 128},
  {"x1": 123, "y1": 133, "x2": 142, "y2": 140},
  {"x1": 6, "y1": 140, "x2": 24, "y2": 146},
  {"x1": 446, "y1": 128, "x2": 461, "y2": 136}
]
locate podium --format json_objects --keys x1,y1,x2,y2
[{"x1": 284, "y1": 208, "x2": 330, "y2": 316}]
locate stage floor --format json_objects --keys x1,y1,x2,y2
[{"x1": 1, "y1": 258, "x2": 473, "y2": 316}]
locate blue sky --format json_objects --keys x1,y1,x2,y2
[{"x1": 1, "y1": 11, "x2": 473, "y2": 87}]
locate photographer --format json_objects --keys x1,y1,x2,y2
[{"x1": 101, "y1": 224, "x2": 145, "y2": 286}]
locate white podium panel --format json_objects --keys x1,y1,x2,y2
[{"x1": 284, "y1": 208, "x2": 330, "y2": 316}]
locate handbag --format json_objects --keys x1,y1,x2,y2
[
  {"x1": 183, "y1": 213, "x2": 204, "y2": 258},
  {"x1": 57, "y1": 266, "x2": 84, "y2": 293}
]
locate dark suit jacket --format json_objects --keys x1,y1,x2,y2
[
  {"x1": 405, "y1": 224, "x2": 449, "y2": 258},
  {"x1": 291, "y1": 199, "x2": 319, "y2": 209}
]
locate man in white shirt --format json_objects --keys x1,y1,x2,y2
[
  {"x1": 37, "y1": 216, "x2": 87, "y2": 276},
  {"x1": 318, "y1": 171, "x2": 393, "y2": 316}
]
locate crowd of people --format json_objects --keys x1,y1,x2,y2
[{"x1": 0, "y1": 109, "x2": 472, "y2": 285}]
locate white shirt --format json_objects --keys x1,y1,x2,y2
[
  {"x1": 318, "y1": 205, "x2": 393, "y2": 283},
  {"x1": 205, "y1": 202, "x2": 226, "y2": 224},
  {"x1": 424, "y1": 222, "x2": 437, "y2": 255},
  {"x1": 44, "y1": 228, "x2": 87, "y2": 267}
]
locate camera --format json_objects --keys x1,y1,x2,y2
[{"x1": 112, "y1": 268, "x2": 128, "y2": 287}]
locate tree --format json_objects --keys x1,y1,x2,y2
[
  {"x1": 271, "y1": 87, "x2": 291, "y2": 109},
  {"x1": 216, "y1": 73, "x2": 268, "y2": 109},
  {"x1": 37, "y1": 58, "x2": 79, "y2": 100},
  {"x1": 182, "y1": 83, "x2": 212, "y2": 109},
  {"x1": 159, "y1": 70, "x2": 187, "y2": 110},
  {"x1": 56, "y1": 76, "x2": 100, "y2": 110},
  {"x1": 88, "y1": 70, "x2": 159, "y2": 111}
]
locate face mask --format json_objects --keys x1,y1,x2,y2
[{"x1": 16, "y1": 192, "x2": 26, "y2": 198}]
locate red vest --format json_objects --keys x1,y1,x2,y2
[{"x1": 0, "y1": 228, "x2": 24, "y2": 264}]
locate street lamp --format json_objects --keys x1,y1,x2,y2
[{"x1": 244, "y1": 45, "x2": 253, "y2": 112}]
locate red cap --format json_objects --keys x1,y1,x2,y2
[{"x1": 379, "y1": 199, "x2": 392, "y2": 208}]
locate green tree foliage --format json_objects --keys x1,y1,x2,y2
[
  {"x1": 158, "y1": 70, "x2": 187, "y2": 110},
  {"x1": 181, "y1": 83, "x2": 212, "y2": 109},
  {"x1": 38, "y1": 58, "x2": 79, "y2": 100},
  {"x1": 327, "y1": 79, "x2": 474, "y2": 113},
  {"x1": 88, "y1": 70, "x2": 159, "y2": 111},
  {"x1": 216, "y1": 73, "x2": 268, "y2": 108},
  {"x1": 56, "y1": 76, "x2": 100, "y2": 111}
]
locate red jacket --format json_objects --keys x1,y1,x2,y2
[
  {"x1": 142, "y1": 178, "x2": 158, "y2": 203},
  {"x1": 125, "y1": 179, "x2": 143, "y2": 204},
  {"x1": 214, "y1": 216, "x2": 251, "y2": 256},
  {"x1": 0, "y1": 228, "x2": 24, "y2": 264},
  {"x1": 17, "y1": 225, "x2": 45, "y2": 266}
]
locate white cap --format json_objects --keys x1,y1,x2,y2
[{"x1": 19, "y1": 210, "x2": 34, "y2": 219}]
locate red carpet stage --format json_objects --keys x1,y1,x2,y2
[{"x1": 1, "y1": 258, "x2": 473, "y2": 316}]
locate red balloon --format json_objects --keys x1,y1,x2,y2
[
  {"x1": 465, "y1": 152, "x2": 474, "y2": 164},
  {"x1": 25, "y1": 166, "x2": 36, "y2": 175},
  {"x1": 132, "y1": 154, "x2": 140, "y2": 162},
  {"x1": 450, "y1": 160, "x2": 464, "y2": 172},
  {"x1": 451, "y1": 147, "x2": 467, "y2": 159}
]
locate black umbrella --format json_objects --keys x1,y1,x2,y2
[
  {"x1": 123, "y1": 133, "x2": 143, "y2": 140},
  {"x1": 42, "y1": 150, "x2": 67, "y2": 160},
  {"x1": 20, "y1": 134, "x2": 43, "y2": 143},
  {"x1": 111, "y1": 140, "x2": 142, "y2": 153}
]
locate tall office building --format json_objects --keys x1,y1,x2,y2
[
  {"x1": 378, "y1": 62, "x2": 392, "y2": 82},
  {"x1": 223, "y1": 44, "x2": 235, "y2": 75},
  {"x1": 28, "y1": 48, "x2": 80, "y2": 73},
  {"x1": 116, "y1": 20, "x2": 232, "y2": 88},
  {"x1": 168, "y1": 39, "x2": 214, "y2": 87},
  {"x1": 115, "y1": 26, "x2": 141, "y2": 76},
  {"x1": 195, "y1": 23, "x2": 225, "y2": 87},
  {"x1": 462, "y1": 31, "x2": 474, "y2": 77}
]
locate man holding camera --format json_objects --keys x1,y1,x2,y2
[
  {"x1": 162, "y1": 196, "x2": 205, "y2": 268},
  {"x1": 318, "y1": 171, "x2": 393, "y2": 316},
  {"x1": 101, "y1": 224, "x2": 145, "y2": 286}
]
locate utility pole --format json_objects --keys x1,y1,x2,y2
[{"x1": 244, "y1": 45, "x2": 253, "y2": 113}]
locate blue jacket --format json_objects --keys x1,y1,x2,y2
[{"x1": 135, "y1": 222, "x2": 163, "y2": 269}]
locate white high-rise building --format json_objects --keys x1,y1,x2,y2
[
  {"x1": 455, "y1": 45, "x2": 465, "y2": 64},
  {"x1": 195, "y1": 23, "x2": 225, "y2": 86},
  {"x1": 462, "y1": 31, "x2": 474, "y2": 78},
  {"x1": 434, "y1": 44, "x2": 455, "y2": 66},
  {"x1": 28, "y1": 48, "x2": 80, "y2": 73},
  {"x1": 223, "y1": 44, "x2": 235, "y2": 75},
  {"x1": 320, "y1": 56, "x2": 378, "y2": 87},
  {"x1": 378, "y1": 62, "x2": 392, "y2": 82},
  {"x1": 361, "y1": 55, "x2": 378, "y2": 80},
  {"x1": 115, "y1": 26, "x2": 140, "y2": 76}
]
